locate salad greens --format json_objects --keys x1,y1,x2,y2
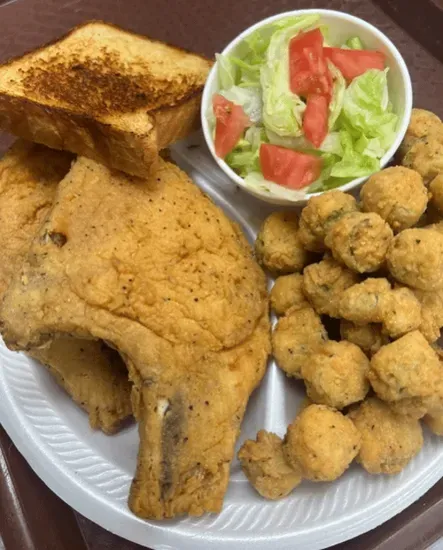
[
  {"x1": 260, "y1": 14, "x2": 319, "y2": 137},
  {"x1": 225, "y1": 127, "x2": 268, "y2": 176},
  {"x1": 345, "y1": 36, "x2": 365, "y2": 50},
  {"x1": 212, "y1": 14, "x2": 398, "y2": 193}
]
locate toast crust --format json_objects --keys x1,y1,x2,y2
[
  {"x1": 0, "y1": 91, "x2": 159, "y2": 176},
  {"x1": 0, "y1": 20, "x2": 212, "y2": 71}
]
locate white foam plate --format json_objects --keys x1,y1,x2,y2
[{"x1": 1, "y1": 134, "x2": 443, "y2": 550}]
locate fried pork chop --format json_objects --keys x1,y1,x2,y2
[
  {"x1": 0, "y1": 155, "x2": 270, "y2": 518},
  {"x1": 0, "y1": 140, "x2": 132, "y2": 434}
]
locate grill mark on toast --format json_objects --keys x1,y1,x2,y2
[{"x1": 21, "y1": 49, "x2": 204, "y2": 116}]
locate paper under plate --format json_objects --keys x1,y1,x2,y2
[{"x1": 1, "y1": 134, "x2": 443, "y2": 550}]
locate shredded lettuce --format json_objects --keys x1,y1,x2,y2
[
  {"x1": 328, "y1": 61, "x2": 346, "y2": 130},
  {"x1": 341, "y1": 68, "x2": 398, "y2": 150},
  {"x1": 319, "y1": 132, "x2": 343, "y2": 155},
  {"x1": 265, "y1": 128, "x2": 307, "y2": 150},
  {"x1": 345, "y1": 36, "x2": 365, "y2": 50},
  {"x1": 330, "y1": 130, "x2": 380, "y2": 178},
  {"x1": 355, "y1": 135, "x2": 385, "y2": 159},
  {"x1": 216, "y1": 53, "x2": 237, "y2": 90},
  {"x1": 309, "y1": 130, "x2": 380, "y2": 192},
  {"x1": 225, "y1": 18, "x2": 315, "y2": 87},
  {"x1": 225, "y1": 127, "x2": 268, "y2": 177},
  {"x1": 266, "y1": 128, "x2": 342, "y2": 156},
  {"x1": 229, "y1": 56, "x2": 262, "y2": 87},
  {"x1": 219, "y1": 86, "x2": 263, "y2": 123},
  {"x1": 261, "y1": 14, "x2": 320, "y2": 137}
]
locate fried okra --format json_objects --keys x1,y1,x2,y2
[
  {"x1": 338, "y1": 278, "x2": 391, "y2": 325},
  {"x1": 340, "y1": 321, "x2": 386, "y2": 355},
  {"x1": 360, "y1": 167, "x2": 427, "y2": 232},
  {"x1": 388, "y1": 395, "x2": 443, "y2": 420},
  {"x1": 255, "y1": 211, "x2": 310, "y2": 274},
  {"x1": 301, "y1": 341, "x2": 370, "y2": 409},
  {"x1": 430, "y1": 173, "x2": 443, "y2": 214},
  {"x1": 302, "y1": 257, "x2": 359, "y2": 317},
  {"x1": 413, "y1": 288, "x2": 443, "y2": 343},
  {"x1": 348, "y1": 397, "x2": 423, "y2": 474},
  {"x1": 283, "y1": 404, "x2": 361, "y2": 482},
  {"x1": 325, "y1": 212, "x2": 393, "y2": 273},
  {"x1": 368, "y1": 331, "x2": 443, "y2": 404},
  {"x1": 380, "y1": 286, "x2": 422, "y2": 338},
  {"x1": 398, "y1": 108, "x2": 442, "y2": 159},
  {"x1": 386, "y1": 228, "x2": 443, "y2": 290},
  {"x1": 272, "y1": 307, "x2": 327, "y2": 378},
  {"x1": 299, "y1": 191, "x2": 358, "y2": 252},
  {"x1": 270, "y1": 273, "x2": 309, "y2": 316},
  {"x1": 403, "y1": 127, "x2": 443, "y2": 183},
  {"x1": 339, "y1": 280, "x2": 421, "y2": 338},
  {"x1": 238, "y1": 430, "x2": 302, "y2": 500}
]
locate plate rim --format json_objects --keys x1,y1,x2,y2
[{"x1": 2, "y1": 352, "x2": 443, "y2": 550}]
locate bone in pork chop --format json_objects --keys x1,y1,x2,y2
[{"x1": 0, "y1": 155, "x2": 271, "y2": 518}]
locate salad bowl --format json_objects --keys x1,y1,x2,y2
[{"x1": 201, "y1": 9, "x2": 412, "y2": 205}]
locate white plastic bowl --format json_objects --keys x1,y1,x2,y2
[{"x1": 201, "y1": 9, "x2": 413, "y2": 206}]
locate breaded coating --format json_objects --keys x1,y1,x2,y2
[
  {"x1": 272, "y1": 307, "x2": 327, "y2": 378},
  {"x1": 424, "y1": 412, "x2": 443, "y2": 436},
  {"x1": 30, "y1": 340, "x2": 132, "y2": 434},
  {"x1": 301, "y1": 341, "x2": 370, "y2": 409},
  {"x1": 360, "y1": 167, "x2": 428, "y2": 232},
  {"x1": 398, "y1": 108, "x2": 442, "y2": 159},
  {"x1": 426, "y1": 221, "x2": 443, "y2": 234},
  {"x1": 386, "y1": 228, "x2": 443, "y2": 290},
  {"x1": 0, "y1": 140, "x2": 132, "y2": 434},
  {"x1": 0, "y1": 141, "x2": 72, "y2": 295},
  {"x1": 348, "y1": 397, "x2": 423, "y2": 474},
  {"x1": 255, "y1": 211, "x2": 310, "y2": 274},
  {"x1": 0, "y1": 156, "x2": 270, "y2": 520},
  {"x1": 430, "y1": 173, "x2": 443, "y2": 214},
  {"x1": 340, "y1": 321, "x2": 386, "y2": 355},
  {"x1": 283, "y1": 404, "x2": 360, "y2": 482},
  {"x1": 390, "y1": 345, "x2": 443, "y2": 418},
  {"x1": 299, "y1": 191, "x2": 358, "y2": 252},
  {"x1": 368, "y1": 331, "x2": 443, "y2": 403},
  {"x1": 303, "y1": 257, "x2": 360, "y2": 317},
  {"x1": 413, "y1": 289, "x2": 443, "y2": 343},
  {"x1": 338, "y1": 278, "x2": 391, "y2": 325},
  {"x1": 270, "y1": 273, "x2": 309, "y2": 316},
  {"x1": 380, "y1": 286, "x2": 422, "y2": 339},
  {"x1": 325, "y1": 212, "x2": 393, "y2": 273},
  {"x1": 403, "y1": 127, "x2": 443, "y2": 183},
  {"x1": 238, "y1": 430, "x2": 302, "y2": 500},
  {"x1": 388, "y1": 395, "x2": 443, "y2": 420}
]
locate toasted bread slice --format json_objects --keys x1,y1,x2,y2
[{"x1": 0, "y1": 21, "x2": 212, "y2": 177}]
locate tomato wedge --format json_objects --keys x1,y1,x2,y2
[
  {"x1": 303, "y1": 94, "x2": 329, "y2": 148},
  {"x1": 260, "y1": 144, "x2": 322, "y2": 190},
  {"x1": 289, "y1": 28, "x2": 332, "y2": 97},
  {"x1": 290, "y1": 27, "x2": 324, "y2": 53},
  {"x1": 213, "y1": 94, "x2": 250, "y2": 158},
  {"x1": 324, "y1": 47, "x2": 385, "y2": 81}
]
